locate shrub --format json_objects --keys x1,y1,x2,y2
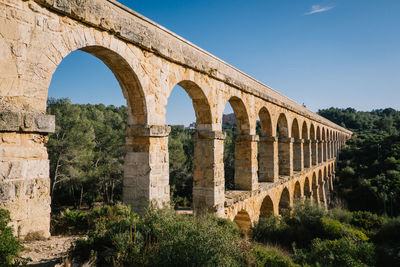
[
  {"x1": 294, "y1": 238, "x2": 376, "y2": 267},
  {"x1": 350, "y1": 211, "x2": 385, "y2": 234},
  {"x1": 51, "y1": 208, "x2": 89, "y2": 235},
  {"x1": 253, "y1": 245, "x2": 299, "y2": 267},
  {"x1": 320, "y1": 217, "x2": 344, "y2": 239},
  {"x1": 0, "y1": 209, "x2": 25, "y2": 267},
  {"x1": 374, "y1": 216, "x2": 400, "y2": 266},
  {"x1": 327, "y1": 207, "x2": 352, "y2": 224},
  {"x1": 252, "y1": 216, "x2": 289, "y2": 246},
  {"x1": 69, "y1": 205, "x2": 247, "y2": 266}
]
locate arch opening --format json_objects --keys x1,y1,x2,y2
[
  {"x1": 302, "y1": 121, "x2": 311, "y2": 168},
  {"x1": 312, "y1": 173, "x2": 318, "y2": 204},
  {"x1": 294, "y1": 181, "x2": 301, "y2": 201},
  {"x1": 223, "y1": 97, "x2": 255, "y2": 190},
  {"x1": 233, "y1": 210, "x2": 252, "y2": 238},
  {"x1": 167, "y1": 82, "x2": 211, "y2": 210},
  {"x1": 47, "y1": 46, "x2": 147, "y2": 214},
  {"x1": 310, "y1": 124, "x2": 317, "y2": 165},
  {"x1": 278, "y1": 187, "x2": 291, "y2": 216},
  {"x1": 292, "y1": 119, "x2": 302, "y2": 172},
  {"x1": 304, "y1": 177, "x2": 311, "y2": 199},
  {"x1": 277, "y1": 114, "x2": 291, "y2": 176},
  {"x1": 257, "y1": 107, "x2": 276, "y2": 182},
  {"x1": 260, "y1": 195, "x2": 274, "y2": 217}
]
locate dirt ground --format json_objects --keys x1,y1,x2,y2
[{"x1": 20, "y1": 235, "x2": 80, "y2": 267}]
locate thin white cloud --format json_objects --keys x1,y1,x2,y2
[{"x1": 304, "y1": 5, "x2": 334, "y2": 15}]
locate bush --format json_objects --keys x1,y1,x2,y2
[
  {"x1": 51, "y1": 208, "x2": 89, "y2": 235},
  {"x1": 374, "y1": 217, "x2": 400, "y2": 266},
  {"x1": 350, "y1": 211, "x2": 385, "y2": 234},
  {"x1": 0, "y1": 209, "x2": 25, "y2": 267},
  {"x1": 253, "y1": 245, "x2": 299, "y2": 267},
  {"x1": 251, "y1": 216, "x2": 289, "y2": 246},
  {"x1": 294, "y1": 238, "x2": 376, "y2": 267},
  {"x1": 69, "y1": 205, "x2": 247, "y2": 266}
]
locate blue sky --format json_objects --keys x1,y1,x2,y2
[{"x1": 49, "y1": 0, "x2": 400, "y2": 125}]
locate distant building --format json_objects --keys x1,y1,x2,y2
[{"x1": 186, "y1": 122, "x2": 196, "y2": 129}]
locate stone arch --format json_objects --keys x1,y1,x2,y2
[
  {"x1": 167, "y1": 80, "x2": 213, "y2": 212},
  {"x1": 169, "y1": 80, "x2": 213, "y2": 126},
  {"x1": 44, "y1": 44, "x2": 156, "y2": 213},
  {"x1": 258, "y1": 107, "x2": 273, "y2": 136},
  {"x1": 277, "y1": 113, "x2": 289, "y2": 138},
  {"x1": 260, "y1": 195, "x2": 274, "y2": 217},
  {"x1": 318, "y1": 170, "x2": 325, "y2": 204},
  {"x1": 279, "y1": 187, "x2": 291, "y2": 215},
  {"x1": 316, "y1": 126, "x2": 323, "y2": 163},
  {"x1": 310, "y1": 124, "x2": 317, "y2": 165},
  {"x1": 233, "y1": 209, "x2": 252, "y2": 237},
  {"x1": 312, "y1": 172, "x2": 318, "y2": 204},
  {"x1": 304, "y1": 177, "x2": 311, "y2": 199},
  {"x1": 224, "y1": 96, "x2": 256, "y2": 190},
  {"x1": 294, "y1": 181, "x2": 301, "y2": 200},
  {"x1": 258, "y1": 107, "x2": 276, "y2": 182},
  {"x1": 47, "y1": 45, "x2": 147, "y2": 125},
  {"x1": 227, "y1": 96, "x2": 250, "y2": 135},
  {"x1": 292, "y1": 118, "x2": 302, "y2": 172},
  {"x1": 277, "y1": 113, "x2": 291, "y2": 176},
  {"x1": 302, "y1": 121, "x2": 311, "y2": 168}
]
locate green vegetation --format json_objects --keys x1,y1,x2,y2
[
  {"x1": 253, "y1": 202, "x2": 399, "y2": 267},
  {"x1": 0, "y1": 209, "x2": 26, "y2": 267},
  {"x1": 64, "y1": 205, "x2": 296, "y2": 266},
  {"x1": 318, "y1": 108, "x2": 400, "y2": 216},
  {"x1": 47, "y1": 98, "x2": 126, "y2": 209}
]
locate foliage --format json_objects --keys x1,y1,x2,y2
[
  {"x1": 373, "y1": 217, "x2": 400, "y2": 266},
  {"x1": 0, "y1": 209, "x2": 26, "y2": 267},
  {"x1": 294, "y1": 238, "x2": 376, "y2": 267},
  {"x1": 318, "y1": 107, "x2": 400, "y2": 216},
  {"x1": 69, "y1": 205, "x2": 249, "y2": 266},
  {"x1": 253, "y1": 245, "x2": 299, "y2": 267},
  {"x1": 47, "y1": 98, "x2": 126, "y2": 208},
  {"x1": 51, "y1": 208, "x2": 89, "y2": 235},
  {"x1": 223, "y1": 124, "x2": 237, "y2": 189},
  {"x1": 251, "y1": 202, "x2": 397, "y2": 266},
  {"x1": 168, "y1": 126, "x2": 194, "y2": 208}
]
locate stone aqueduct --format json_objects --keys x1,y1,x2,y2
[{"x1": 0, "y1": 0, "x2": 352, "y2": 237}]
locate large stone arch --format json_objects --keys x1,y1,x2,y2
[
  {"x1": 277, "y1": 113, "x2": 292, "y2": 176},
  {"x1": 31, "y1": 29, "x2": 149, "y2": 124},
  {"x1": 316, "y1": 126, "x2": 323, "y2": 163},
  {"x1": 278, "y1": 187, "x2": 291, "y2": 215},
  {"x1": 227, "y1": 96, "x2": 250, "y2": 135},
  {"x1": 225, "y1": 96, "x2": 257, "y2": 190},
  {"x1": 260, "y1": 195, "x2": 274, "y2": 217},
  {"x1": 166, "y1": 80, "x2": 219, "y2": 215},
  {"x1": 302, "y1": 121, "x2": 311, "y2": 168},
  {"x1": 258, "y1": 107, "x2": 277, "y2": 182},
  {"x1": 310, "y1": 123, "x2": 317, "y2": 165},
  {"x1": 167, "y1": 80, "x2": 213, "y2": 126},
  {"x1": 291, "y1": 118, "x2": 302, "y2": 172}
]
